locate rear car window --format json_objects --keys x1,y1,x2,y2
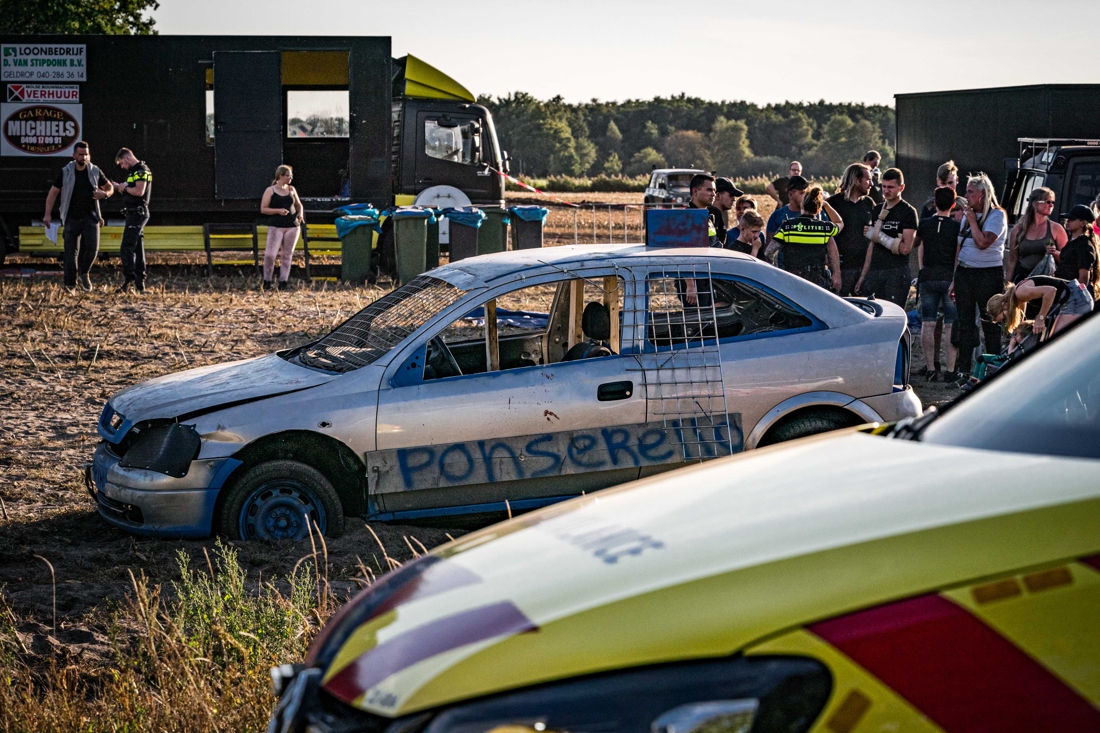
[{"x1": 296, "y1": 276, "x2": 465, "y2": 372}]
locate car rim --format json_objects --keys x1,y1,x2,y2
[{"x1": 239, "y1": 479, "x2": 327, "y2": 541}]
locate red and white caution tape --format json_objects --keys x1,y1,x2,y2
[{"x1": 487, "y1": 166, "x2": 580, "y2": 208}]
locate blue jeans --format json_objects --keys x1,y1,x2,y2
[{"x1": 919, "y1": 279, "x2": 957, "y2": 324}]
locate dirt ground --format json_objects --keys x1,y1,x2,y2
[{"x1": 0, "y1": 246, "x2": 953, "y2": 669}]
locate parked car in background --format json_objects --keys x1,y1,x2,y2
[
  {"x1": 270, "y1": 313, "x2": 1100, "y2": 733},
  {"x1": 87, "y1": 243, "x2": 918, "y2": 541},
  {"x1": 643, "y1": 168, "x2": 708, "y2": 206}
]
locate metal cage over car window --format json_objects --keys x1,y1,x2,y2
[{"x1": 298, "y1": 276, "x2": 466, "y2": 372}]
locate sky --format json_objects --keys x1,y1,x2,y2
[{"x1": 154, "y1": 0, "x2": 1100, "y2": 107}]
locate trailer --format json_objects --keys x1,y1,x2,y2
[
  {"x1": 895, "y1": 84, "x2": 1100, "y2": 221},
  {"x1": 0, "y1": 35, "x2": 507, "y2": 261}
]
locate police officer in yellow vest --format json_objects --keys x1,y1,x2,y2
[
  {"x1": 112, "y1": 148, "x2": 152, "y2": 293},
  {"x1": 773, "y1": 185, "x2": 843, "y2": 292}
]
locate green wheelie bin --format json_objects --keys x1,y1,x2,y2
[
  {"x1": 479, "y1": 207, "x2": 510, "y2": 255},
  {"x1": 335, "y1": 211, "x2": 379, "y2": 284},
  {"x1": 391, "y1": 207, "x2": 436, "y2": 285}
]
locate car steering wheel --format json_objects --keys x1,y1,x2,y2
[{"x1": 430, "y1": 336, "x2": 462, "y2": 377}]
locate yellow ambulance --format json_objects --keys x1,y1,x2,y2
[{"x1": 270, "y1": 315, "x2": 1100, "y2": 733}]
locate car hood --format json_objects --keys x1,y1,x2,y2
[
  {"x1": 314, "y1": 431, "x2": 1100, "y2": 717},
  {"x1": 109, "y1": 353, "x2": 335, "y2": 424}
]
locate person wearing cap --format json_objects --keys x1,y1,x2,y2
[
  {"x1": 712, "y1": 177, "x2": 745, "y2": 246},
  {"x1": 1055, "y1": 204, "x2": 1100, "y2": 301},
  {"x1": 765, "y1": 175, "x2": 842, "y2": 265},
  {"x1": 685, "y1": 173, "x2": 724, "y2": 247}
]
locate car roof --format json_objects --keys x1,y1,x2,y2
[
  {"x1": 430, "y1": 243, "x2": 752, "y2": 288},
  {"x1": 427, "y1": 244, "x2": 875, "y2": 329},
  {"x1": 651, "y1": 168, "x2": 708, "y2": 175}
]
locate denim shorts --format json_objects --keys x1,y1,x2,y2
[
  {"x1": 1064, "y1": 280, "x2": 1095, "y2": 315},
  {"x1": 919, "y1": 279, "x2": 958, "y2": 324}
]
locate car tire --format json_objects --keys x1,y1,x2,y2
[
  {"x1": 758, "y1": 410, "x2": 861, "y2": 447},
  {"x1": 218, "y1": 460, "x2": 345, "y2": 541}
]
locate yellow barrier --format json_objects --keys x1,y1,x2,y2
[{"x1": 17, "y1": 224, "x2": 343, "y2": 255}]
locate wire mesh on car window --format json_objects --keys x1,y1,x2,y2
[
  {"x1": 630, "y1": 267, "x2": 733, "y2": 460},
  {"x1": 297, "y1": 276, "x2": 465, "y2": 372}
]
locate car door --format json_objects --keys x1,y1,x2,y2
[{"x1": 369, "y1": 271, "x2": 652, "y2": 518}]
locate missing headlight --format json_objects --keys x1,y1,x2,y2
[{"x1": 118, "y1": 423, "x2": 202, "y2": 478}]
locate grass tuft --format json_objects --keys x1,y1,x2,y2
[{"x1": 0, "y1": 540, "x2": 335, "y2": 733}]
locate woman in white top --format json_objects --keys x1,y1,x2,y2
[{"x1": 950, "y1": 173, "x2": 1007, "y2": 380}]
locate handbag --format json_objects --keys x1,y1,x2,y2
[{"x1": 1025, "y1": 252, "x2": 1056, "y2": 279}]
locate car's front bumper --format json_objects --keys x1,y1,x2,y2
[
  {"x1": 87, "y1": 442, "x2": 241, "y2": 538},
  {"x1": 861, "y1": 386, "x2": 922, "y2": 423}
]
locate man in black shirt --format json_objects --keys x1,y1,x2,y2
[
  {"x1": 856, "y1": 168, "x2": 919, "y2": 308},
  {"x1": 766, "y1": 161, "x2": 802, "y2": 207},
  {"x1": 685, "y1": 173, "x2": 722, "y2": 247},
  {"x1": 113, "y1": 148, "x2": 153, "y2": 293},
  {"x1": 915, "y1": 187, "x2": 962, "y2": 381},
  {"x1": 826, "y1": 163, "x2": 875, "y2": 295},
  {"x1": 863, "y1": 151, "x2": 884, "y2": 204},
  {"x1": 43, "y1": 141, "x2": 114, "y2": 291},
  {"x1": 711, "y1": 177, "x2": 744, "y2": 246}
]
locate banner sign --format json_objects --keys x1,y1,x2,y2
[
  {"x1": 7, "y1": 84, "x2": 79, "y2": 103},
  {"x1": 1, "y1": 44, "x2": 86, "y2": 82},
  {"x1": 1, "y1": 103, "x2": 82, "y2": 156}
]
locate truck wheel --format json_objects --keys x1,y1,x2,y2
[
  {"x1": 218, "y1": 460, "x2": 345, "y2": 541},
  {"x1": 758, "y1": 409, "x2": 861, "y2": 447}
]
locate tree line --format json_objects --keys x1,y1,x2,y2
[{"x1": 479, "y1": 93, "x2": 895, "y2": 180}]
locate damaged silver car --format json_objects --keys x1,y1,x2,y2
[{"x1": 87, "y1": 243, "x2": 920, "y2": 540}]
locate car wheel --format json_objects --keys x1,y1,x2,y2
[
  {"x1": 218, "y1": 460, "x2": 345, "y2": 541},
  {"x1": 758, "y1": 409, "x2": 861, "y2": 447}
]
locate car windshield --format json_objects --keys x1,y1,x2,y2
[
  {"x1": 295, "y1": 276, "x2": 465, "y2": 372},
  {"x1": 920, "y1": 315, "x2": 1100, "y2": 460},
  {"x1": 667, "y1": 174, "x2": 693, "y2": 192}
]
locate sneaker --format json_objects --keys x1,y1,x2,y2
[
  {"x1": 929, "y1": 369, "x2": 941, "y2": 383},
  {"x1": 942, "y1": 369, "x2": 959, "y2": 383},
  {"x1": 262, "y1": 280, "x2": 273, "y2": 291},
  {"x1": 117, "y1": 279, "x2": 134, "y2": 294},
  {"x1": 135, "y1": 280, "x2": 146, "y2": 294},
  {"x1": 278, "y1": 280, "x2": 289, "y2": 291},
  {"x1": 78, "y1": 274, "x2": 92, "y2": 292}
]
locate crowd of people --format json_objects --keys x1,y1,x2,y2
[{"x1": 683, "y1": 153, "x2": 1100, "y2": 389}]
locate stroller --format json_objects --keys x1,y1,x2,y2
[{"x1": 961, "y1": 302, "x2": 1062, "y2": 390}]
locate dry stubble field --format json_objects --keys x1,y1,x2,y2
[{"x1": 0, "y1": 204, "x2": 954, "y2": 730}]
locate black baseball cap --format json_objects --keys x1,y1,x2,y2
[
  {"x1": 1065, "y1": 204, "x2": 1097, "y2": 223},
  {"x1": 787, "y1": 175, "x2": 809, "y2": 192},
  {"x1": 715, "y1": 177, "x2": 744, "y2": 196}
]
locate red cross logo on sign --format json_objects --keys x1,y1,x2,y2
[{"x1": 7, "y1": 84, "x2": 25, "y2": 101}]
